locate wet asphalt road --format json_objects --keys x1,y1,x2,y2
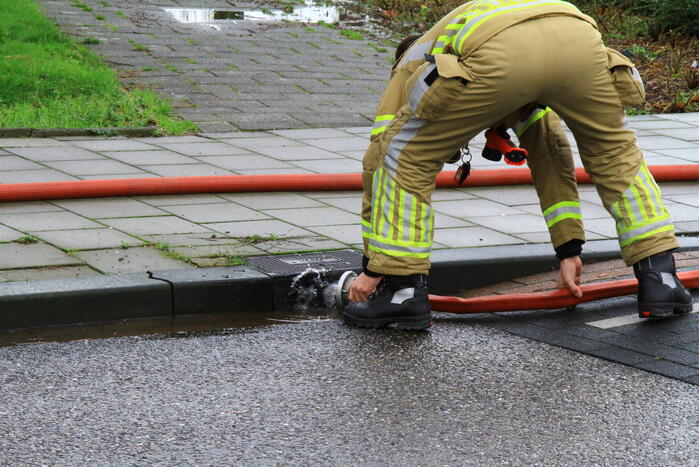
[{"x1": 1, "y1": 319, "x2": 698, "y2": 466}]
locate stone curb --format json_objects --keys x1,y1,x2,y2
[
  {"x1": 0, "y1": 127, "x2": 159, "y2": 138},
  {"x1": 1, "y1": 237, "x2": 699, "y2": 331}
]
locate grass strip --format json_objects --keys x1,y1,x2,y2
[{"x1": 0, "y1": 0, "x2": 195, "y2": 134}]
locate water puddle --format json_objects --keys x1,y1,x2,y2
[
  {"x1": 164, "y1": 1, "x2": 340, "y2": 27},
  {"x1": 0, "y1": 311, "x2": 336, "y2": 347}
]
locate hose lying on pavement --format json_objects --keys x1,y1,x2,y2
[
  {"x1": 0, "y1": 164, "x2": 698, "y2": 202},
  {"x1": 429, "y1": 271, "x2": 699, "y2": 313},
  {"x1": 1, "y1": 163, "x2": 696, "y2": 314}
]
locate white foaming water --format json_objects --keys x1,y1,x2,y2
[{"x1": 289, "y1": 267, "x2": 328, "y2": 311}]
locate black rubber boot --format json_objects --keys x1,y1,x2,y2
[
  {"x1": 342, "y1": 274, "x2": 431, "y2": 330},
  {"x1": 633, "y1": 251, "x2": 693, "y2": 318}
]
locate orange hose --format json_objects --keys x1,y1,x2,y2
[
  {"x1": 0, "y1": 164, "x2": 697, "y2": 202},
  {"x1": 429, "y1": 271, "x2": 699, "y2": 313},
  {"x1": 0, "y1": 162, "x2": 695, "y2": 314}
]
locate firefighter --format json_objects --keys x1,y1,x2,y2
[{"x1": 343, "y1": 0, "x2": 693, "y2": 330}]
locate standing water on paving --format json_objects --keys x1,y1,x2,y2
[{"x1": 165, "y1": 1, "x2": 340, "y2": 27}]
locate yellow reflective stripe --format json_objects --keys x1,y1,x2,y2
[
  {"x1": 629, "y1": 184, "x2": 648, "y2": 222},
  {"x1": 410, "y1": 196, "x2": 418, "y2": 243},
  {"x1": 361, "y1": 219, "x2": 371, "y2": 238},
  {"x1": 635, "y1": 174, "x2": 658, "y2": 219},
  {"x1": 372, "y1": 114, "x2": 395, "y2": 136},
  {"x1": 546, "y1": 213, "x2": 582, "y2": 228},
  {"x1": 612, "y1": 201, "x2": 623, "y2": 220},
  {"x1": 641, "y1": 163, "x2": 667, "y2": 216},
  {"x1": 514, "y1": 107, "x2": 551, "y2": 138},
  {"x1": 368, "y1": 244, "x2": 431, "y2": 259},
  {"x1": 373, "y1": 168, "x2": 386, "y2": 234},
  {"x1": 618, "y1": 213, "x2": 671, "y2": 235},
  {"x1": 542, "y1": 200, "x2": 580, "y2": 216},
  {"x1": 366, "y1": 234, "x2": 431, "y2": 249},
  {"x1": 455, "y1": 1, "x2": 578, "y2": 54},
  {"x1": 619, "y1": 224, "x2": 674, "y2": 247}
]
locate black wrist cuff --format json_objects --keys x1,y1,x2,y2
[
  {"x1": 555, "y1": 239, "x2": 584, "y2": 260},
  {"x1": 362, "y1": 256, "x2": 382, "y2": 278}
]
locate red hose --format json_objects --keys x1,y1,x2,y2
[
  {"x1": 0, "y1": 164, "x2": 697, "y2": 202},
  {"x1": 429, "y1": 271, "x2": 699, "y2": 313},
  {"x1": 1, "y1": 162, "x2": 696, "y2": 314}
]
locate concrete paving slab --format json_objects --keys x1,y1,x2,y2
[
  {"x1": 0, "y1": 212, "x2": 103, "y2": 232},
  {"x1": 255, "y1": 236, "x2": 346, "y2": 253},
  {"x1": 654, "y1": 148, "x2": 699, "y2": 162},
  {"x1": 433, "y1": 226, "x2": 522, "y2": 247},
  {"x1": 34, "y1": 229, "x2": 143, "y2": 250},
  {"x1": 470, "y1": 213, "x2": 548, "y2": 234},
  {"x1": 76, "y1": 247, "x2": 191, "y2": 274},
  {"x1": 143, "y1": 164, "x2": 232, "y2": 176},
  {"x1": 135, "y1": 194, "x2": 227, "y2": 206},
  {"x1": 0, "y1": 202, "x2": 64, "y2": 215},
  {"x1": 171, "y1": 244, "x2": 263, "y2": 260},
  {"x1": 42, "y1": 160, "x2": 145, "y2": 176},
  {"x1": 218, "y1": 192, "x2": 323, "y2": 210},
  {"x1": 659, "y1": 128, "x2": 699, "y2": 140},
  {"x1": 224, "y1": 136, "x2": 305, "y2": 149},
  {"x1": 288, "y1": 158, "x2": 362, "y2": 173},
  {"x1": 139, "y1": 233, "x2": 242, "y2": 247},
  {"x1": 637, "y1": 135, "x2": 699, "y2": 150},
  {"x1": 433, "y1": 198, "x2": 523, "y2": 218},
  {"x1": 271, "y1": 128, "x2": 353, "y2": 139},
  {"x1": 0, "y1": 138, "x2": 68, "y2": 147},
  {"x1": 0, "y1": 156, "x2": 46, "y2": 171},
  {"x1": 251, "y1": 145, "x2": 345, "y2": 160},
  {"x1": 162, "y1": 202, "x2": 269, "y2": 223},
  {"x1": 71, "y1": 140, "x2": 157, "y2": 152},
  {"x1": 156, "y1": 142, "x2": 251, "y2": 156},
  {"x1": 135, "y1": 136, "x2": 211, "y2": 144},
  {"x1": 317, "y1": 196, "x2": 362, "y2": 215},
  {"x1": 102, "y1": 216, "x2": 212, "y2": 236},
  {"x1": 304, "y1": 136, "x2": 370, "y2": 152},
  {"x1": 235, "y1": 167, "x2": 313, "y2": 175},
  {"x1": 0, "y1": 225, "x2": 22, "y2": 243},
  {"x1": 196, "y1": 154, "x2": 294, "y2": 170},
  {"x1": 265, "y1": 206, "x2": 357, "y2": 226},
  {"x1": 460, "y1": 185, "x2": 540, "y2": 205},
  {"x1": 5, "y1": 146, "x2": 103, "y2": 161},
  {"x1": 628, "y1": 119, "x2": 697, "y2": 129},
  {"x1": 0, "y1": 266, "x2": 100, "y2": 282},
  {"x1": 0, "y1": 170, "x2": 77, "y2": 183},
  {"x1": 0, "y1": 243, "x2": 83, "y2": 269},
  {"x1": 51, "y1": 198, "x2": 166, "y2": 219},
  {"x1": 102, "y1": 150, "x2": 201, "y2": 165},
  {"x1": 205, "y1": 219, "x2": 313, "y2": 238},
  {"x1": 307, "y1": 225, "x2": 361, "y2": 245}
]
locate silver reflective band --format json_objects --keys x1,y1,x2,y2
[
  {"x1": 397, "y1": 41, "x2": 432, "y2": 68},
  {"x1": 408, "y1": 63, "x2": 436, "y2": 113},
  {"x1": 384, "y1": 116, "x2": 426, "y2": 178}
]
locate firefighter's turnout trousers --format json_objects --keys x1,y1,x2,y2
[{"x1": 362, "y1": 1, "x2": 679, "y2": 276}]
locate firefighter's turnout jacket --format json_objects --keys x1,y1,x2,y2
[{"x1": 362, "y1": 0, "x2": 678, "y2": 276}]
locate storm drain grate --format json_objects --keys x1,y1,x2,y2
[{"x1": 246, "y1": 250, "x2": 362, "y2": 275}]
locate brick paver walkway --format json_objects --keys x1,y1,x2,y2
[{"x1": 38, "y1": 0, "x2": 391, "y2": 131}]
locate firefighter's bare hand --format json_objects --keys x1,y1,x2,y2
[
  {"x1": 348, "y1": 273, "x2": 383, "y2": 302},
  {"x1": 558, "y1": 256, "x2": 583, "y2": 298}
]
